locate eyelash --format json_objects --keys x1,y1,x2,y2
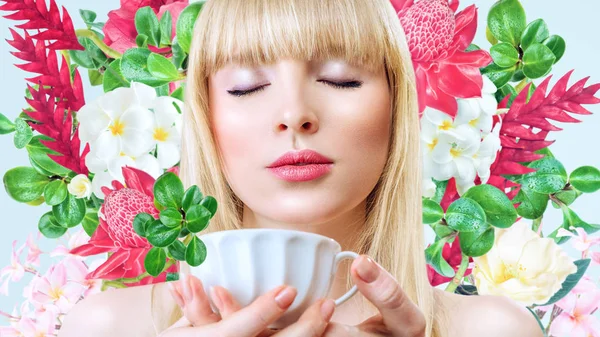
[{"x1": 227, "y1": 80, "x2": 363, "y2": 97}]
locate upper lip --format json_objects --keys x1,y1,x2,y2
[{"x1": 267, "y1": 149, "x2": 334, "y2": 168}]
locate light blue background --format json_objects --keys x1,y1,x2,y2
[{"x1": 1, "y1": 0, "x2": 599, "y2": 321}]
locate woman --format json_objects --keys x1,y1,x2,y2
[{"x1": 58, "y1": 0, "x2": 543, "y2": 336}]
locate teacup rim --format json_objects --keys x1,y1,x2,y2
[{"x1": 197, "y1": 228, "x2": 341, "y2": 248}]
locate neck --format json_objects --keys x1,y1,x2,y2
[{"x1": 240, "y1": 200, "x2": 367, "y2": 306}]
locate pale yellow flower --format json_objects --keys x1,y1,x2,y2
[
  {"x1": 67, "y1": 174, "x2": 93, "y2": 199},
  {"x1": 472, "y1": 219, "x2": 577, "y2": 306}
]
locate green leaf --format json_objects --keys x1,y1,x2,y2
[
  {"x1": 481, "y1": 62, "x2": 516, "y2": 89},
  {"x1": 462, "y1": 184, "x2": 518, "y2": 228},
  {"x1": 522, "y1": 43, "x2": 556, "y2": 79},
  {"x1": 486, "y1": 26, "x2": 498, "y2": 45},
  {"x1": 521, "y1": 157, "x2": 568, "y2": 194},
  {"x1": 133, "y1": 212, "x2": 155, "y2": 237},
  {"x1": 52, "y1": 193, "x2": 86, "y2": 227},
  {"x1": 513, "y1": 184, "x2": 549, "y2": 219},
  {"x1": 520, "y1": 19, "x2": 549, "y2": 51},
  {"x1": 552, "y1": 188, "x2": 579, "y2": 207},
  {"x1": 542, "y1": 35, "x2": 566, "y2": 64},
  {"x1": 171, "y1": 37, "x2": 187, "y2": 70},
  {"x1": 14, "y1": 118, "x2": 33, "y2": 149},
  {"x1": 103, "y1": 59, "x2": 130, "y2": 93},
  {"x1": 0, "y1": 113, "x2": 16, "y2": 134},
  {"x1": 166, "y1": 272, "x2": 180, "y2": 281},
  {"x1": 38, "y1": 211, "x2": 68, "y2": 239},
  {"x1": 160, "y1": 207, "x2": 183, "y2": 228},
  {"x1": 79, "y1": 9, "x2": 97, "y2": 24},
  {"x1": 425, "y1": 237, "x2": 455, "y2": 278},
  {"x1": 487, "y1": 0, "x2": 527, "y2": 46},
  {"x1": 548, "y1": 207, "x2": 600, "y2": 244},
  {"x1": 495, "y1": 84, "x2": 518, "y2": 107},
  {"x1": 182, "y1": 185, "x2": 203, "y2": 213},
  {"x1": 459, "y1": 225, "x2": 495, "y2": 257},
  {"x1": 445, "y1": 198, "x2": 487, "y2": 232},
  {"x1": 135, "y1": 6, "x2": 161, "y2": 47},
  {"x1": 186, "y1": 204, "x2": 211, "y2": 233},
  {"x1": 146, "y1": 219, "x2": 180, "y2": 247},
  {"x1": 82, "y1": 208, "x2": 100, "y2": 237},
  {"x1": 185, "y1": 235, "x2": 207, "y2": 267},
  {"x1": 69, "y1": 36, "x2": 107, "y2": 69},
  {"x1": 490, "y1": 42, "x2": 519, "y2": 67},
  {"x1": 200, "y1": 196, "x2": 218, "y2": 217},
  {"x1": 176, "y1": 2, "x2": 204, "y2": 54},
  {"x1": 3, "y1": 166, "x2": 49, "y2": 202},
  {"x1": 136, "y1": 34, "x2": 149, "y2": 48},
  {"x1": 525, "y1": 307, "x2": 547, "y2": 337},
  {"x1": 159, "y1": 10, "x2": 173, "y2": 46},
  {"x1": 88, "y1": 69, "x2": 103, "y2": 86},
  {"x1": 538, "y1": 259, "x2": 590, "y2": 306},
  {"x1": 465, "y1": 44, "x2": 480, "y2": 52},
  {"x1": 26, "y1": 135, "x2": 71, "y2": 176},
  {"x1": 44, "y1": 179, "x2": 68, "y2": 206},
  {"x1": 511, "y1": 65, "x2": 526, "y2": 82},
  {"x1": 430, "y1": 222, "x2": 455, "y2": 239},
  {"x1": 422, "y1": 198, "x2": 444, "y2": 224},
  {"x1": 167, "y1": 240, "x2": 186, "y2": 261},
  {"x1": 144, "y1": 247, "x2": 167, "y2": 277},
  {"x1": 569, "y1": 166, "x2": 600, "y2": 193},
  {"x1": 171, "y1": 86, "x2": 184, "y2": 101},
  {"x1": 154, "y1": 172, "x2": 184, "y2": 209},
  {"x1": 121, "y1": 48, "x2": 171, "y2": 87},
  {"x1": 148, "y1": 53, "x2": 181, "y2": 81}
]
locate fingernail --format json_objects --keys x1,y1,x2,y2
[
  {"x1": 180, "y1": 272, "x2": 193, "y2": 301},
  {"x1": 167, "y1": 282, "x2": 185, "y2": 308},
  {"x1": 274, "y1": 286, "x2": 296, "y2": 309},
  {"x1": 210, "y1": 286, "x2": 223, "y2": 309},
  {"x1": 355, "y1": 256, "x2": 379, "y2": 283},
  {"x1": 320, "y1": 299, "x2": 335, "y2": 321}
]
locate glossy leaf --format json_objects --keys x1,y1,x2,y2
[
  {"x1": 3, "y1": 166, "x2": 49, "y2": 202},
  {"x1": 542, "y1": 35, "x2": 566, "y2": 64},
  {"x1": 446, "y1": 198, "x2": 487, "y2": 232},
  {"x1": 522, "y1": 43, "x2": 556, "y2": 79},
  {"x1": 490, "y1": 42, "x2": 519, "y2": 67},
  {"x1": 425, "y1": 237, "x2": 455, "y2": 278},
  {"x1": 43, "y1": 179, "x2": 68, "y2": 206},
  {"x1": 487, "y1": 0, "x2": 527, "y2": 46},
  {"x1": 160, "y1": 207, "x2": 183, "y2": 228},
  {"x1": 520, "y1": 19, "x2": 549, "y2": 51},
  {"x1": 538, "y1": 259, "x2": 590, "y2": 306},
  {"x1": 145, "y1": 247, "x2": 166, "y2": 277},
  {"x1": 176, "y1": 2, "x2": 204, "y2": 54},
  {"x1": 146, "y1": 220, "x2": 180, "y2": 248},
  {"x1": 38, "y1": 211, "x2": 68, "y2": 239},
  {"x1": 133, "y1": 212, "x2": 155, "y2": 237},
  {"x1": 182, "y1": 185, "x2": 203, "y2": 213},
  {"x1": 0, "y1": 112, "x2": 16, "y2": 134},
  {"x1": 148, "y1": 53, "x2": 181, "y2": 81},
  {"x1": 521, "y1": 157, "x2": 568, "y2": 194},
  {"x1": 459, "y1": 225, "x2": 495, "y2": 257},
  {"x1": 423, "y1": 198, "x2": 444, "y2": 224},
  {"x1": 185, "y1": 235, "x2": 207, "y2": 267},
  {"x1": 154, "y1": 172, "x2": 184, "y2": 209},
  {"x1": 569, "y1": 166, "x2": 600, "y2": 193},
  {"x1": 135, "y1": 7, "x2": 161, "y2": 47},
  {"x1": 52, "y1": 193, "x2": 86, "y2": 228},
  {"x1": 168, "y1": 240, "x2": 186, "y2": 261},
  {"x1": 14, "y1": 118, "x2": 33, "y2": 149},
  {"x1": 462, "y1": 184, "x2": 517, "y2": 228},
  {"x1": 121, "y1": 48, "x2": 170, "y2": 87}
]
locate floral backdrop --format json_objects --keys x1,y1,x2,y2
[{"x1": 0, "y1": 0, "x2": 600, "y2": 336}]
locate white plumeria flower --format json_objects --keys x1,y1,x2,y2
[
  {"x1": 67, "y1": 174, "x2": 93, "y2": 198},
  {"x1": 454, "y1": 76, "x2": 497, "y2": 134},
  {"x1": 90, "y1": 153, "x2": 162, "y2": 199},
  {"x1": 430, "y1": 124, "x2": 481, "y2": 182},
  {"x1": 152, "y1": 96, "x2": 183, "y2": 168},
  {"x1": 77, "y1": 82, "x2": 156, "y2": 160},
  {"x1": 422, "y1": 178, "x2": 436, "y2": 198}
]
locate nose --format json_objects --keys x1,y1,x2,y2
[{"x1": 274, "y1": 88, "x2": 319, "y2": 135}]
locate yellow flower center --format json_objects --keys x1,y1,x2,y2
[
  {"x1": 468, "y1": 118, "x2": 478, "y2": 127},
  {"x1": 439, "y1": 120, "x2": 452, "y2": 131},
  {"x1": 496, "y1": 261, "x2": 527, "y2": 283},
  {"x1": 428, "y1": 138, "x2": 438, "y2": 151},
  {"x1": 49, "y1": 286, "x2": 64, "y2": 301},
  {"x1": 153, "y1": 127, "x2": 169, "y2": 142},
  {"x1": 109, "y1": 118, "x2": 125, "y2": 136}
]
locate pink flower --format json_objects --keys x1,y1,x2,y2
[
  {"x1": 50, "y1": 228, "x2": 92, "y2": 257},
  {"x1": 557, "y1": 227, "x2": 600, "y2": 252},
  {"x1": 62, "y1": 256, "x2": 104, "y2": 297},
  {"x1": 0, "y1": 241, "x2": 26, "y2": 295},
  {"x1": 103, "y1": 0, "x2": 189, "y2": 54},
  {"x1": 550, "y1": 278, "x2": 600, "y2": 337},
  {"x1": 393, "y1": 0, "x2": 492, "y2": 117},
  {"x1": 592, "y1": 251, "x2": 600, "y2": 266},
  {"x1": 31, "y1": 263, "x2": 85, "y2": 313},
  {"x1": 16, "y1": 310, "x2": 57, "y2": 337},
  {"x1": 25, "y1": 233, "x2": 43, "y2": 267}
]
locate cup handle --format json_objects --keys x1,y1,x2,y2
[{"x1": 332, "y1": 251, "x2": 360, "y2": 306}]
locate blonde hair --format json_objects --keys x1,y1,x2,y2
[{"x1": 151, "y1": 0, "x2": 449, "y2": 336}]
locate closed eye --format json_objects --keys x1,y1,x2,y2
[{"x1": 226, "y1": 80, "x2": 363, "y2": 97}]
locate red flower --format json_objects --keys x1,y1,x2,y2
[
  {"x1": 427, "y1": 236, "x2": 473, "y2": 287},
  {"x1": 103, "y1": 0, "x2": 189, "y2": 54},
  {"x1": 393, "y1": 0, "x2": 492, "y2": 117},
  {"x1": 70, "y1": 166, "x2": 177, "y2": 286}
]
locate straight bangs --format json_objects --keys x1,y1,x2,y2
[{"x1": 194, "y1": 0, "x2": 392, "y2": 75}]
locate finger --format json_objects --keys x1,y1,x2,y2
[
  {"x1": 272, "y1": 298, "x2": 335, "y2": 337},
  {"x1": 210, "y1": 285, "x2": 243, "y2": 319},
  {"x1": 214, "y1": 285, "x2": 297, "y2": 337},
  {"x1": 179, "y1": 272, "x2": 221, "y2": 326},
  {"x1": 350, "y1": 255, "x2": 426, "y2": 336}
]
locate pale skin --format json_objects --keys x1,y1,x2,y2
[{"x1": 57, "y1": 58, "x2": 544, "y2": 337}]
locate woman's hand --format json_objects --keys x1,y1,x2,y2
[
  {"x1": 160, "y1": 272, "x2": 336, "y2": 337},
  {"x1": 201, "y1": 255, "x2": 427, "y2": 337}
]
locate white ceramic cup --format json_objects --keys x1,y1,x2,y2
[{"x1": 189, "y1": 228, "x2": 360, "y2": 329}]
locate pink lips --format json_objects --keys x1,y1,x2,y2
[{"x1": 267, "y1": 149, "x2": 334, "y2": 182}]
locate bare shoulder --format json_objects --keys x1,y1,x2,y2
[
  {"x1": 434, "y1": 288, "x2": 544, "y2": 337},
  {"x1": 58, "y1": 282, "x2": 178, "y2": 337}
]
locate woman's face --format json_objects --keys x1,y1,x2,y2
[{"x1": 208, "y1": 58, "x2": 391, "y2": 225}]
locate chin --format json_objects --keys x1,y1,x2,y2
[{"x1": 259, "y1": 196, "x2": 343, "y2": 226}]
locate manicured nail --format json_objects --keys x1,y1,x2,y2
[
  {"x1": 167, "y1": 282, "x2": 185, "y2": 308},
  {"x1": 320, "y1": 299, "x2": 335, "y2": 321},
  {"x1": 274, "y1": 286, "x2": 296, "y2": 309},
  {"x1": 355, "y1": 256, "x2": 379, "y2": 283},
  {"x1": 210, "y1": 286, "x2": 223, "y2": 309},
  {"x1": 180, "y1": 272, "x2": 193, "y2": 301}
]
